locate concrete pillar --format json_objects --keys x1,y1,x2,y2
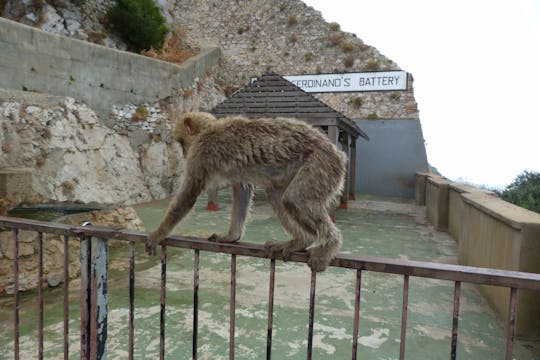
[
  {"x1": 339, "y1": 133, "x2": 350, "y2": 209},
  {"x1": 207, "y1": 188, "x2": 219, "y2": 211},
  {"x1": 348, "y1": 138, "x2": 357, "y2": 201}
]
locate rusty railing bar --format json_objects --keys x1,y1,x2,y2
[
  {"x1": 505, "y1": 287, "x2": 518, "y2": 360},
  {"x1": 266, "y1": 259, "x2": 276, "y2": 360},
  {"x1": 230, "y1": 254, "x2": 237, "y2": 360},
  {"x1": 352, "y1": 269, "x2": 362, "y2": 360},
  {"x1": 80, "y1": 234, "x2": 90, "y2": 360},
  {"x1": 307, "y1": 270, "x2": 317, "y2": 360},
  {"x1": 13, "y1": 229, "x2": 20, "y2": 360},
  {"x1": 129, "y1": 241, "x2": 135, "y2": 360},
  {"x1": 38, "y1": 232, "x2": 44, "y2": 360},
  {"x1": 2, "y1": 217, "x2": 538, "y2": 291},
  {"x1": 63, "y1": 235, "x2": 69, "y2": 360},
  {"x1": 193, "y1": 249, "x2": 200, "y2": 360},
  {"x1": 451, "y1": 281, "x2": 461, "y2": 359},
  {"x1": 399, "y1": 275, "x2": 409, "y2": 360},
  {"x1": 160, "y1": 245, "x2": 167, "y2": 360}
]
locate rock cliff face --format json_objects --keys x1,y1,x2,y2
[
  {"x1": 1, "y1": 0, "x2": 419, "y2": 120},
  {"x1": 0, "y1": 89, "x2": 184, "y2": 205},
  {"x1": 0, "y1": 206, "x2": 145, "y2": 295}
]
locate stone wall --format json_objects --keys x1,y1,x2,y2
[
  {"x1": 417, "y1": 172, "x2": 540, "y2": 337},
  {"x1": 0, "y1": 17, "x2": 222, "y2": 122},
  {"x1": 0, "y1": 206, "x2": 145, "y2": 295}
]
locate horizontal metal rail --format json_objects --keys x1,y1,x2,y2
[
  {"x1": 2, "y1": 215, "x2": 540, "y2": 360},
  {"x1": 2, "y1": 216, "x2": 539, "y2": 290}
]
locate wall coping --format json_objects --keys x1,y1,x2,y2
[
  {"x1": 418, "y1": 171, "x2": 540, "y2": 231},
  {"x1": 462, "y1": 192, "x2": 540, "y2": 230},
  {"x1": 427, "y1": 175, "x2": 451, "y2": 188}
]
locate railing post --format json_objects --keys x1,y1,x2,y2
[{"x1": 80, "y1": 222, "x2": 108, "y2": 360}]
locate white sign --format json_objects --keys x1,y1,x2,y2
[{"x1": 283, "y1": 71, "x2": 408, "y2": 93}]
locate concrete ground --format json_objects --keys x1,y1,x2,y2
[{"x1": 1, "y1": 192, "x2": 539, "y2": 359}]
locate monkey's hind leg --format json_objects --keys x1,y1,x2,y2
[
  {"x1": 281, "y1": 193, "x2": 342, "y2": 272},
  {"x1": 263, "y1": 187, "x2": 314, "y2": 261},
  {"x1": 307, "y1": 222, "x2": 342, "y2": 272}
]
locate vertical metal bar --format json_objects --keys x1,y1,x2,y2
[
  {"x1": 80, "y1": 235, "x2": 90, "y2": 360},
  {"x1": 89, "y1": 236, "x2": 108, "y2": 360},
  {"x1": 266, "y1": 259, "x2": 276, "y2": 360},
  {"x1": 352, "y1": 269, "x2": 362, "y2": 360},
  {"x1": 129, "y1": 242, "x2": 135, "y2": 360},
  {"x1": 229, "y1": 254, "x2": 237, "y2": 360},
  {"x1": 307, "y1": 270, "x2": 317, "y2": 360},
  {"x1": 450, "y1": 281, "x2": 461, "y2": 360},
  {"x1": 193, "y1": 249, "x2": 200, "y2": 360},
  {"x1": 505, "y1": 288, "x2": 518, "y2": 360},
  {"x1": 399, "y1": 275, "x2": 409, "y2": 360},
  {"x1": 63, "y1": 235, "x2": 69, "y2": 360},
  {"x1": 160, "y1": 245, "x2": 167, "y2": 360},
  {"x1": 13, "y1": 229, "x2": 20, "y2": 360},
  {"x1": 38, "y1": 232, "x2": 44, "y2": 360}
]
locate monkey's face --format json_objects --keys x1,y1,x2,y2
[{"x1": 173, "y1": 112, "x2": 217, "y2": 155}]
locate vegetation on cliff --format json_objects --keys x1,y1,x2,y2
[{"x1": 107, "y1": 0, "x2": 168, "y2": 51}]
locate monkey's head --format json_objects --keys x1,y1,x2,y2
[{"x1": 174, "y1": 112, "x2": 217, "y2": 154}]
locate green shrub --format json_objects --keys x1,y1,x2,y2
[
  {"x1": 107, "y1": 0, "x2": 168, "y2": 51},
  {"x1": 497, "y1": 170, "x2": 540, "y2": 213}
]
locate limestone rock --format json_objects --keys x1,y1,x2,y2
[{"x1": 0, "y1": 205, "x2": 146, "y2": 295}]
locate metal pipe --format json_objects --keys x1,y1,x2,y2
[
  {"x1": 505, "y1": 288, "x2": 518, "y2": 360},
  {"x1": 307, "y1": 270, "x2": 317, "y2": 360},
  {"x1": 160, "y1": 245, "x2": 167, "y2": 360},
  {"x1": 129, "y1": 242, "x2": 135, "y2": 360},
  {"x1": 193, "y1": 249, "x2": 200, "y2": 360},
  {"x1": 229, "y1": 254, "x2": 237, "y2": 360},
  {"x1": 266, "y1": 259, "x2": 276, "y2": 360},
  {"x1": 38, "y1": 232, "x2": 44, "y2": 360},
  {"x1": 399, "y1": 275, "x2": 409, "y2": 360},
  {"x1": 63, "y1": 235, "x2": 69, "y2": 360},
  {"x1": 450, "y1": 281, "x2": 461, "y2": 359},
  {"x1": 352, "y1": 269, "x2": 362, "y2": 360},
  {"x1": 13, "y1": 229, "x2": 20, "y2": 360}
]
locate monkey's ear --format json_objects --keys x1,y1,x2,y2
[{"x1": 184, "y1": 117, "x2": 198, "y2": 135}]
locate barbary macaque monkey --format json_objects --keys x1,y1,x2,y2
[{"x1": 146, "y1": 111, "x2": 347, "y2": 272}]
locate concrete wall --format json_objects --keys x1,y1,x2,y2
[
  {"x1": 417, "y1": 172, "x2": 540, "y2": 337},
  {"x1": 0, "y1": 17, "x2": 220, "y2": 120},
  {"x1": 355, "y1": 119, "x2": 428, "y2": 198}
]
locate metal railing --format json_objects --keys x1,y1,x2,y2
[{"x1": 1, "y1": 215, "x2": 540, "y2": 360}]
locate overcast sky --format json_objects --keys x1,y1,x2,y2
[{"x1": 303, "y1": 0, "x2": 540, "y2": 189}]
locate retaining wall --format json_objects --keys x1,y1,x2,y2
[
  {"x1": 0, "y1": 17, "x2": 220, "y2": 121},
  {"x1": 355, "y1": 119, "x2": 428, "y2": 198},
  {"x1": 416, "y1": 172, "x2": 540, "y2": 338}
]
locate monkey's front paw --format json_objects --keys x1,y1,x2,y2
[
  {"x1": 208, "y1": 233, "x2": 240, "y2": 243},
  {"x1": 146, "y1": 231, "x2": 162, "y2": 256}
]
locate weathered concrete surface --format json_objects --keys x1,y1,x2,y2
[
  {"x1": 1, "y1": 195, "x2": 538, "y2": 358},
  {"x1": 420, "y1": 172, "x2": 540, "y2": 338},
  {"x1": 355, "y1": 119, "x2": 428, "y2": 198},
  {"x1": 0, "y1": 17, "x2": 220, "y2": 121}
]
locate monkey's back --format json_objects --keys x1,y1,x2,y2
[{"x1": 192, "y1": 116, "x2": 347, "y2": 192}]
